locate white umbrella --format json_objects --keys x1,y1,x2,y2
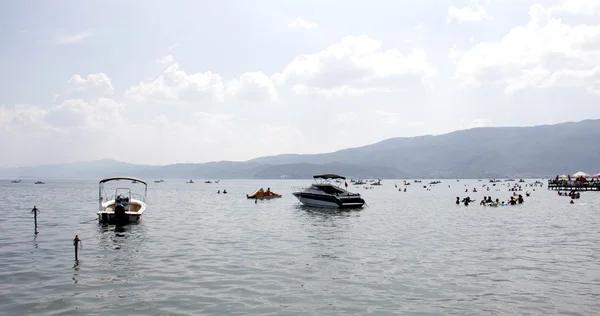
[{"x1": 572, "y1": 171, "x2": 590, "y2": 178}]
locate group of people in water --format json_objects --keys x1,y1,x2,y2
[
  {"x1": 558, "y1": 190, "x2": 580, "y2": 199},
  {"x1": 456, "y1": 194, "x2": 524, "y2": 206}
]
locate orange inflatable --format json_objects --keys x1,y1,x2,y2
[{"x1": 247, "y1": 188, "x2": 282, "y2": 199}]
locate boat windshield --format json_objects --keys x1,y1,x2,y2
[{"x1": 314, "y1": 184, "x2": 346, "y2": 195}]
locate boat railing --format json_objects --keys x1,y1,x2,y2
[
  {"x1": 103, "y1": 194, "x2": 115, "y2": 202},
  {"x1": 131, "y1": 192, "x2": 146, "y2": 203},
  {"x1": 292, "y1": 186, "x2": 309, "y2": 193},
  {"x1": 101, "y1": 192, "x2": 146, "y2": 203}
]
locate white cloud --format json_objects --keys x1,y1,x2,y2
[
  {"x1": 226, "y1": 72, "x2": 278, "y2": 102},
  {"x1": 0, "y1": 104, "x2": 66, "y2": 139},
  {"x1": 56, "y1": 32, "x2": 91, "y2": 44},
  {"x1": 125, "y1": 62, "x2": 226, "y2": 103},
  {"x1": 55, "y1": 73, "x2": 115, "y2": 102},
  {"x1": 156, "y1": 55, "x2": 175, "y2": 65},
  {"x1": 446, "y1": 1, "x2": 491, "y2": 24},
  {"x1": 44, "y1": 98, "x2": 124, "y2": 131},
  {"x1": 448, "y1": 46, "x2": 464, "y2": 63},
  {"x1": 453, "y1": 2, "x2": 600, "y2": 95},
  {"x1": 549, "y1": 0, "x2": 600, "y2": 16},
  {"x1": 287, "y1": 17, "x2": 318, "y2": 30},
  {"x1": 273, "y1": 35, "x2": 436, "y2": 96},
  {"x1": 126, "y1": 58, "x2": 277, "y2": 103},
  {"x1": 468, "y1": 118, "x2": 493, "y2": 129}
]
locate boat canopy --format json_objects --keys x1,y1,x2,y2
[
  {"x1": 99, "y1": 177, "x2": 147, "y2": 186},
  {"x1": 313, "y1": 174, "x2": 346, "y2": 180}
]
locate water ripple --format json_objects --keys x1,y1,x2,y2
[{"x1": 0, "y1": 179, "x2": 599, "y2": 315}]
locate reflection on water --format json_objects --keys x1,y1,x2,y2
[
  {"x1": 293, "y1": 205, "x2": 362, "y2": 261},
  {"x1": 0, "y1": 179, "x2": 599, "y2": 315}
]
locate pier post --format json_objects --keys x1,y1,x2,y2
[
  {"x1": 73, "y1": 235, "x2": 82, "y2": 261},
  {"x1": 31, "y1": 206, "x2": 39, "y2": 234}
]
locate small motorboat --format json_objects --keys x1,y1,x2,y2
[
  {"x1": 34, "y1": 181, "x2": 45, "y2": 184},
  {"x1": 292, "y1": 174, "x2": 365, "y2": 209},
  {"x1": 247, "y1": 188, "x2": 282, "y2": 199},
  {"x1": 97, "y1": 177, "x2": 148, "y2": 224},
  {"x1": 11, "y1": 180, "x2": 21, "y2": 183},
  {"x1": 186, "y1": 180, "x2": 194, "y2": 184}
]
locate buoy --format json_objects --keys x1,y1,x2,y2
[{"x1": 73, "y1": 235, "x2": 82, "y2": 261}]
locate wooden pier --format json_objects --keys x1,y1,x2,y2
[{"x1": 547, "y1": 180, "x2": 600, "y2": 191}]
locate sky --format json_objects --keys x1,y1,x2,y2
[{"x1": 1, "y1": 0, "x2": 599, "y2": 167}]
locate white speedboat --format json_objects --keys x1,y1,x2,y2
[
  {"x1": 97, "y1": 177, "x2": 148, "y2": 224},
  {"x1": 292, "y1": 174, "x2": 366, "y2": 209}
]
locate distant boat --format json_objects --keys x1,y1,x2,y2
[
  {"x1": 354, "y1": 179, "x2": 366, "y2": 185},
  {"x1": 11, "y1": 180, "x2": 21, "y2": 183},
  {"x1": 34, "y1": 181, "x2": 45, "y2": 184},
  {"x1": 187, "y1": 180, "x2": 194, "y2": 184}
]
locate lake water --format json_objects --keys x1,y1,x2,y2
[{"x1": 1, "y1": 179, "x2": 599, "y2": 315}]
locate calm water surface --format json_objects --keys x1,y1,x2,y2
[{"x1": 1, "y1": 179, "x2": 599, "y2": 315}]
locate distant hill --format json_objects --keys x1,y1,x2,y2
[
  {"x1": 1, "y1": 119, "x2": 599, "y2": 179},
  {"x1": 248, "y1": 119, "x2": 600, "y2": 178}
]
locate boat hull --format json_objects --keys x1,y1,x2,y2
[
  {"x1": 292, "y1": 192, "x2": 365, "y2": 209},
  {"x1": 97, "y1": 212, "x2": 142, "y2": 224},
  {"x1": 97, "y1": 199, "x2": 147, "y2": 224},
  {"x1": 247, "y1": 195, "x2": 282, "y2": 199}
]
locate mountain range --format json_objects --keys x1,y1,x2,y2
[{"x1": 2, "y1": 119, "x2": 599, "y2": 179}]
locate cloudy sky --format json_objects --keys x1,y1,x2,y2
[{"x1": 1, "y1": 0, "x2": 599, "y2": 167}]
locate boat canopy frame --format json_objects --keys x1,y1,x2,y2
[
  {"x1": 313, "y1": 174, "x2": 345, "y2": 180},
  {"x1": 98, "y1": 177, "x2": 148, "y2": 211},
  {"x1": 99, "y1": 177, "x2": 147, "y2": 186}
]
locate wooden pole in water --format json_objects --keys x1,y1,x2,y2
[
  {"x1": 31, "y1": 206, "x2": 39, "y2": 234},
  {"x1": 73, "y1": 235, "x2": 81, "y2": 261}
]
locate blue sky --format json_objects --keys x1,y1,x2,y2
[{"x1": 1, "y1": 0, "x2": 599, "y2": 167}]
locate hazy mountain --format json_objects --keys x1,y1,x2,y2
[
  {"x1": 0, "y1": 159, "x2": 155, "y2": 179},
  {"x1": 249, "y1": 119, "x2": 600, "y2": 178},
  {"x1": 253, "y1": 163, "x2": 407, "y2": 179},
  {"x1": 2, "y1": 119, "x2": 599, "y2": 179}
]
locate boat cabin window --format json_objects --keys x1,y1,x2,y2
[{"x1": 315, "y1": 184, "x2": 345, "y2": 195}]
